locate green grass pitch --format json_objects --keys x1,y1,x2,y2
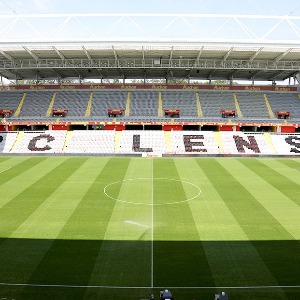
[{"x1": 0, "y1": 156, "x2": 299, "y2": 300}]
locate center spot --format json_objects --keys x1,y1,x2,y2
[{"x1": 104, "y1": 178, "x2": 201, "y2": 205}]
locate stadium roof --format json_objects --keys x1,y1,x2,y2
[{"x1": 0, "y1": 14, "x2": 300, "y2": 82}]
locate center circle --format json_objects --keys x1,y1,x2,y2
[{"x1": 104, "y1": 178, "x2": 201, "y2": 205}]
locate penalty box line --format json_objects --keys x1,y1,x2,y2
[{"x1": 0, "y1": 282, "x2": 300, "y2": 289}]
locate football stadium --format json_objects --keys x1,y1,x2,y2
[{"x1": 0, "y1": 6, "x2": 300, "y2": 300}]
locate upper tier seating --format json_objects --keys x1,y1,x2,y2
[
  {"x1": 20, "y1": 91, "x2": 53, "y2": 117},
  {"x1": 1, "y1": 88, "x2": 299, "y2": 122},
  {"x1": 199, "y1": 91, "x2": 236, "y2": 117},
  {"x1": 267, "y1": 92, "x2": 300, "y2": 120},
  {"x1": 54, "y1": 91, "x2": 90, "y2": 117},
  {"x1": 91, "y1": 91, "x2": 127, "y2": 116},
  {"x1": 162, "y1": 91, "x2": 198, "y2": 117},
  {"x1": 235, "y1": 92, "x2": 270, "y2": 118},
  {"x1": 129, "y1": 91, "x2": 158, "y2": 116},
  {"x1": 0, "y1": 91, "x2": 24, "y2": 116}
]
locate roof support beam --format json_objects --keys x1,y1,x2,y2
[
  {"x1": 194, "y1": 46, "x2": 203, "y2": 67},
  {"x1": 82, "y1": 46, "x2": 93, "y2": 61},
  {"x1": 23, "y1": 46, "x2": 39, "y2": 61},
  {"x1": 111, "y1": 46, "x2": 124, "y2": 77},
  {"x1": 222, "y1": 47, "x2": 233, "y2": 63},
  {"x1": 207, "y1": 69, "x2": 216, "y2": 79},
  {"x1": 269, "y1": 70, "x2": 287, "y2": 81},
  {"x1": 142, "y1": 46, "x2": 145, "y2": 67},
  {"x1": 248, "y1": 69, "x2": 264, "y2": 80},
  {"x1": 274, "y1": 48, "x2": 292, "y2": 63},
  {"x1": 168, "y1": 46, "x2": 174, "y2": 67},
  {"x1": 249, "y1": 47, "x2": 263, "y2": 62},
  {"x1": 53, "y1": 46, "x2": 66, "y2": 61},
  {"x1": 111, "y1": 45, "x2": 119, "y2": 64},
  {"x1": 0, "y1": 50, "x2": 14, "y2": 61},
  {"x1": 228, "y1": 69, "x2": 239, "y2": 80},
  {"x1": 5, "y1": 69, "x2": 23, "y2": 80}
]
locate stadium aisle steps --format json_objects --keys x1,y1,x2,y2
[
  {"x1": 158, "y1": 92, "x2": 163, "y2": 117},
  {"x1": 264, "y1": 94, "x2": 275, "y2": 118},
  {"x1": 85, "y1": 92, "x2": 93, "y2": 117},
  {"x1": 46, "y1": 92, "x2": 57, "y2": 117},
  {"x1": 263, "y1": 132, "x2": 277, "y2": 154},
  {"x1": 114, "y1": 131, "x2": 121, "y2": 153},
  {"x1": 13, "y1": 93, "x2": 26, "y2": 117},
  {"x1": 164, "y1": 131, "x2": 172, "y2": 152},
  {"x1": 214, "y1": 132, "x2": 224, "y2": 154},
  {"x1": 63, "y1": 131, "x2": 74, "y2": 152},
  {"x1": 196, "y1": 92, "x2": 203, "y2": 117},
  {"x1": 10, "y1": 131, "x2": 24, "y2": 152},
  {"x1": 125, "y1": 92, "x2": 131, "y2": 116},
  {"x1": 233, "y1": 93, "x2": 243, "y2": 117}
]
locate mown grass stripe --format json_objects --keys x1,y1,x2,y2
[
  {"x1": 198, "y1": 158, "x2": 300, "y2": 288},
  {"x1": 0, "y1": 159, "x2": 106, "y2": 296},
  {"x1": 0, "y1": 157, "x2": 69, "y2": 210},
  {"x1": 0, "y1": 156, "x2": 46, "y2": 187},
  {"x1": 152, "y1": 158, "x2": 214, "y2": 287},
  {"x1": 239, "y1": 158, "x2": 300, "y2": 206},
  {"x1": 87, "y1": 158, "x2": 152, "y2": 289},
  {"x1": 21, "y1": 158, "x2": 131, "y2": 299},
  {"x1": 259, "y1": 158, "x2": 300, "y2": 186},
  {"x1": 11, "y1": 158, "x2": 109, "y2": 239},
  {"x1": 0, "y1": 156, "x2": 12, "y2": 164},
  {"x1": 218, "y1": 158, "x2": 300, "y2": 240},
  {"x1": 0, "y1": 157, "x2": 87, "y2": 241},
  {"x1": 174, "y1": 158, "x2": 282, "y2": 291}
]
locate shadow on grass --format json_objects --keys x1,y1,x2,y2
[{"x1": 0, "y1": 238, "x2": 299, "y2": 299}]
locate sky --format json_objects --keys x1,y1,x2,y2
[
  {"x1": 0, "y1": 0, "x2": 299, "y2": 84},
  {"x1": 0, "y1": 0, "x2": 300, "y2": 15},
  {"x1": 1, "y1": 0, "x2": 300, "y2": 42}
]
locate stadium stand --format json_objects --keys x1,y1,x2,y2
[
  {"x1": 19, "y1": 91, "x2": 53, "y2": 117},
  {"x1": 161, "y1": 91, "x2": 198, "y2": 117},
  {"x1": 0, "y1": 132, "x2": 18, "y2": 153},
  {"x1": 235, "y1": 92, "x2": 270, "y2": 119},
  {"x1": 129, "y1": 91, "x2": 158, "y2": 117},
  {"x1": 0, "y1": 91, "x2": 25, "y2": 116},
  {"x1": 117, "y1": 130, "x2": 166, "y2": 154},
  {"x1": 170, "y1": 131, "x2": 220, "y2": 154},
  {"x1": 64, "y1": 130, "x2": 115, "y2": 153},
  {"x1": 1, "y1": 130, "x2": 300, "y2": 156},
  {"x1": 91, "y1": 90, "x2": 127, "y2": 117},
  {"x1": 270, "y1": 133, "x2": 300, "y2": 155},
  {"x1": 11, "y1": 131, "x2": 67, "y2": 153},
  {"x1": 220, "y1": 132, "x2": 275, "y2": 155},
  {"x1": 267, "y1": 92, "x2": 300, "y2": 120},
  {"x1": 199, "y1": 90, "x2": 236, "y2": 118},
  {"x1": 54, "y1": 91, "x2": 90, "y2": 117}
]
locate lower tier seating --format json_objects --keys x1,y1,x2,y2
[{"x1": 1, "y1": 131, "x2": 299, "y2": 156}]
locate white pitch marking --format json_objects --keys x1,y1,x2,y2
[
  {"x1": 103, "y1": 178, "x2": 201, "y2": 206},
  {"x1": 151, "y1": 158, "x2": 154, "y2": 288},
  {"x1": 0, "y1": 167, "x2": 11, "y2": 174},
  {"x1": 0, "y1": 282, "x2": 299, "y2": 289},
  {"x1": 124, "y1": 220, "x2": 149, "y2": 228},
  {"x1": 292, "y1": 168, "x2": 300, "y2": 173}
]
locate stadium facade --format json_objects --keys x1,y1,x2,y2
[{"x1": 0, "y1": 13, "x2": 300, "y2": 156}]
